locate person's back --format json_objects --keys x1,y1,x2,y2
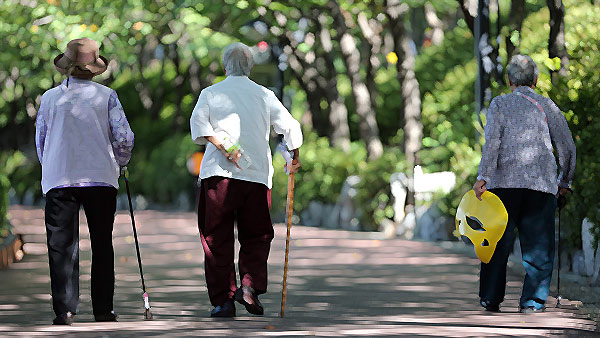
[
  {"x1": 192, "y1": 62, "x2": 301, "y2": 189},
  {"x1": 485, "y1": 87, "x2": 558, "y2": 194},
  {"x1": 40, "y1": 78, "x2": 119, "y2": 193},
  {"x1": 197, "y1": 76, "x2": 273, "y2": 183}
]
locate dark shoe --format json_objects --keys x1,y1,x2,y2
[
  {"x1": 95, "y1": 311, "x2": 118, "y2": 322},
  {"x1": 480, "y1": 300, "x2": 500, "y2": 312},
  {"x1": 234, "y1": 286, "x2": 264, "y2": 315},
  {"x1": 519, "y1": 306, "x2": 545, "y2": 314},
  {"x1": 53, "y1": 312, "x2": 75, "y2": 325},
  {"x1": 210, "y1": 299, "x2": 236, "y2": 318}
]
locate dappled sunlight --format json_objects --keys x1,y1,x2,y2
[{"x1": 2, "y1": 208, "x2": 596, "y2": 336}]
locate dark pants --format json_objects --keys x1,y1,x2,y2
[
  {"x1": 45, "y1": 186, "x2": 117, "y2": 316},
  {"x1": 480, "y1": 188, "x2": 557, "y2": 309},
  {"x1": 197, "y1": 176, "x2": 274, "y2": 307}
]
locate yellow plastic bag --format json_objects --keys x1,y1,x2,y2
[{"x1": 455, "y1": 190, "x2": 508, "y2": 263}]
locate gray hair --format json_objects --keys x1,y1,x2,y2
[
  {"x1": 221, "y1": 42, "x2": 253, "y2": 76},
  {"x1": 507, "y1": 55, "x2": 539, "y2": 87}
]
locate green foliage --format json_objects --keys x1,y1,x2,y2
[
  {"x1": 355, "y1": 145, "x2": 407, "y2": 231},
  {"x1": 2, "y1": 0, "x2": 599, "y2": 243},
  {"x1": 542, "y1": 1, "x2": 600, "y2": 250},
  {"x1": 416, "y1": 0, "x2": 600, "y2": 252},
  {"x1": 270, "y1": 132, "x2": 408, "y2": 232},
  {"x1": 415, "y1": 22, "x2": 474, "y2": 95},
  {"x1": 417, "y1": 48, "x2": 484, "y2": 218},
  {"x1": 128, "y1": 133, "x2": 199, "y2": 205},
  {"x1": 0, "y1": 151, "x2": 31, "y2": 237},
  {"x1": 271, "y1": 132, "x2": 367, "y2": 214}
]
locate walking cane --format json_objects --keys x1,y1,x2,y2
[
  {"x1": 123, "y1": 167, "x2": 154, "y2": 320},
  {"x1": 279, "y1": 143, "x2": 296, "y2": 318},
  {"x1": 280, "y1": 172, "x2": 295, "y2": 318},
  {"x1": 556, "y1": 190, "x2": 570, "y2": 308},
  {"x1": 556, "y1": 204, "x2": 562, "y2": 308}
]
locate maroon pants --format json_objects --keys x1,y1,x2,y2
[{"x1": 197, "y1": 176, "x2": 274, "y2": 306}]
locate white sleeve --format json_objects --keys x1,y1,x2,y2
[
  {"x1": 190, "y1": 90, "x2": 215, "y2": 145},
  {"x1": 268, "y1": 91, "x2": 303, "y2": 150}
]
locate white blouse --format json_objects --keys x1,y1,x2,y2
[{"x1": 190, "y1": 76, "x2": 303, "y2": 189}]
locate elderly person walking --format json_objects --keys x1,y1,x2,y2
[
  {"x1": 36, "y1": 38, "x2": 134, "y2": 324},
  {"x1": 190, "y1": 42, "x2": 302, "y2": 317},
  {"x1": 473, "y1": 55, "x2": 575, "y2": 313}
]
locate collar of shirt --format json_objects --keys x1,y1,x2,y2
[
  {"x1": 223, "y1": 75, "x2": 249, "y2": 81},
  {"x1": 513, "y1": 86, "x2": 535, "y2": 95},
  {"x1": 61, "y1": 76, "x2": 92, "y2": 87}
]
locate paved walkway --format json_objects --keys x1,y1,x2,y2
[{"x1": 0, "y1": 206, "x2": 597, "y2": 337}]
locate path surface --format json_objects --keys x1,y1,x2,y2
[{"x1": 0, "y1": 206, "x2": 597, "y2": 337}]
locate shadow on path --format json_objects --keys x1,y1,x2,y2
[{"x1": 0, "y1": 206, "x2": 597, "y2": 337}]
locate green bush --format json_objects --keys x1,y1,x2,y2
[
  {"x1": 544, "y1": 2, "x2": 600, "y2": 250},
  {"x1": 127, "y1": 133, "x2": 200, "y2": 206},
  {"x1": 415, "y1": 0, "x2": 600, "y2": 252},
  {"x1": 355, "y1": 145, "x2": 407, "y2": 231},
  {"x1": 271, "y1": 131, "x2": 367, "y2": 216},
  {"x1": 0, "y1": 151, "x2": 27, "y2": 238}
]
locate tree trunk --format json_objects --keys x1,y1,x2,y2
[
  {"x1": 457, "y1": 0, "x2": 476, "y2": 33},
  {"x1": 357, "y1": 11, "x2": 383, "y2": 116},
  {"x1": 410, "y1": 6, "x2": 427, "y2": 49},
  {"x1": 287, "y1": 51, "x2": 330, "y2": 137},
  {"x1": 546, "y1": 0, "x2": 569, "y2": 80},
  {"x1": 387, "y1": 0, "x2": 423, "y2": 204},
  {"x1": 506, "y1": 0, "x2": 525, "y2": 60},
  {"x1": 318, "y1": 14, "x2": 351, "y2": 152},
  {"x1": 424, "y1": 3, "x2": 445, "y2": 46},
  {"x1": 328, "y1": 1, "x2": 383, "y2": 160}
]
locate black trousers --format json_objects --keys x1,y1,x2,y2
[
  {"x1": 45, "y1": 186, "x2": 117, "y2": 316},
  {"x1": 479, "y1": 188, "x2": 556, "y2": 309}
]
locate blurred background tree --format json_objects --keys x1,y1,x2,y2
[{"x1": 1, "y1": 0, "x2": 599, "y2": 255}]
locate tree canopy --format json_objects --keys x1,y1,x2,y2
[{"x1": 1, "y1": 0, "x2": 599, "y2": 251}]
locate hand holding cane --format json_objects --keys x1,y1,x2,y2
[
  {"x1": 122, "y1": 167, "x2": 153, "y2": 320},
  {"x1": 279, "y1": 145, "x2": 299, "y2": 318}
]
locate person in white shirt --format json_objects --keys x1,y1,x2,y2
[{"x1": 190, "y1": 42, "x2": 302, "y2": 317}]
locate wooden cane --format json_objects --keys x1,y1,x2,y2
[{"x1": 280, "y1": 172, "x2": 295, "y2": 318}]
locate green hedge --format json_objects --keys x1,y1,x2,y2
[
  {"x1": 271, "y1": 132, "x2": 366, "y2": 216},
  {"x1": 545, "y1": 2, "x2": 600, "y2": 250}
]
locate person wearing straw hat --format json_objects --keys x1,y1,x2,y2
[
  {"x1": 473, "y1": 55, "x2": 575, "y2": 313},
  {"x1": 35, "y1": 37, "x2": 134, "y2": 325},
  {"x1": 190, "y1": 42, "x2": 302, "y2": 318}
]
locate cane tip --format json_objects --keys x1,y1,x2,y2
[{"x1": 144, "y1": 309, "x2": 153, "y2": 320}]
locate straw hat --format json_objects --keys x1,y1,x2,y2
[{"x1": 53, "y1": 38, "x2": 108, "y2": 77}]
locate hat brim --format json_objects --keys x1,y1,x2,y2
[{"x1": 54, "y1": 54, "x2": 108, "y2": 76}]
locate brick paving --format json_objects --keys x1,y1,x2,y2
[{"x1": 0, "y1": 206, "x2": 597, "y2": 337}]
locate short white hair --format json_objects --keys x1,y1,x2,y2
[
  {"x1": 221, "y1": 42, "x2": 253, "y2": 76},
  {"x1": 507, "y1": 55, "x2": 539, "y2": 87}
]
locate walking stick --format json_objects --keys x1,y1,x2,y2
[
  {"x1": 280, "y1": 170, "x2": 296, "y2": 318},
  {"x1": 555, "y1": 189, "x2": 572, "y2": 308},
  {"x1": 556, "y1": 204, "x2": 562, "y2": 308},
  {"x1": 279, "y1": 141, "x2": 295, "y2": 318},
  {"x1": 123, "y1": 168, "x2": 153, "y2": 320}
]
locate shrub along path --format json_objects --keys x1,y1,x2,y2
[{"x1": 0, "y1": 206, "x2": 597, "y2": 337}]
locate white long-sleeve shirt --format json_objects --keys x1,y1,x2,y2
[
  {"x1": 190, "y1": 76, "x2": 303, "y2": 189},
  {"x1": 36, "y1": 77, "x2": 134, "y2": 194}
]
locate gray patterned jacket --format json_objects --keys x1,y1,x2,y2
[{"x1": 477, "y1": 86, "x2": 576, "y2": 195}]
